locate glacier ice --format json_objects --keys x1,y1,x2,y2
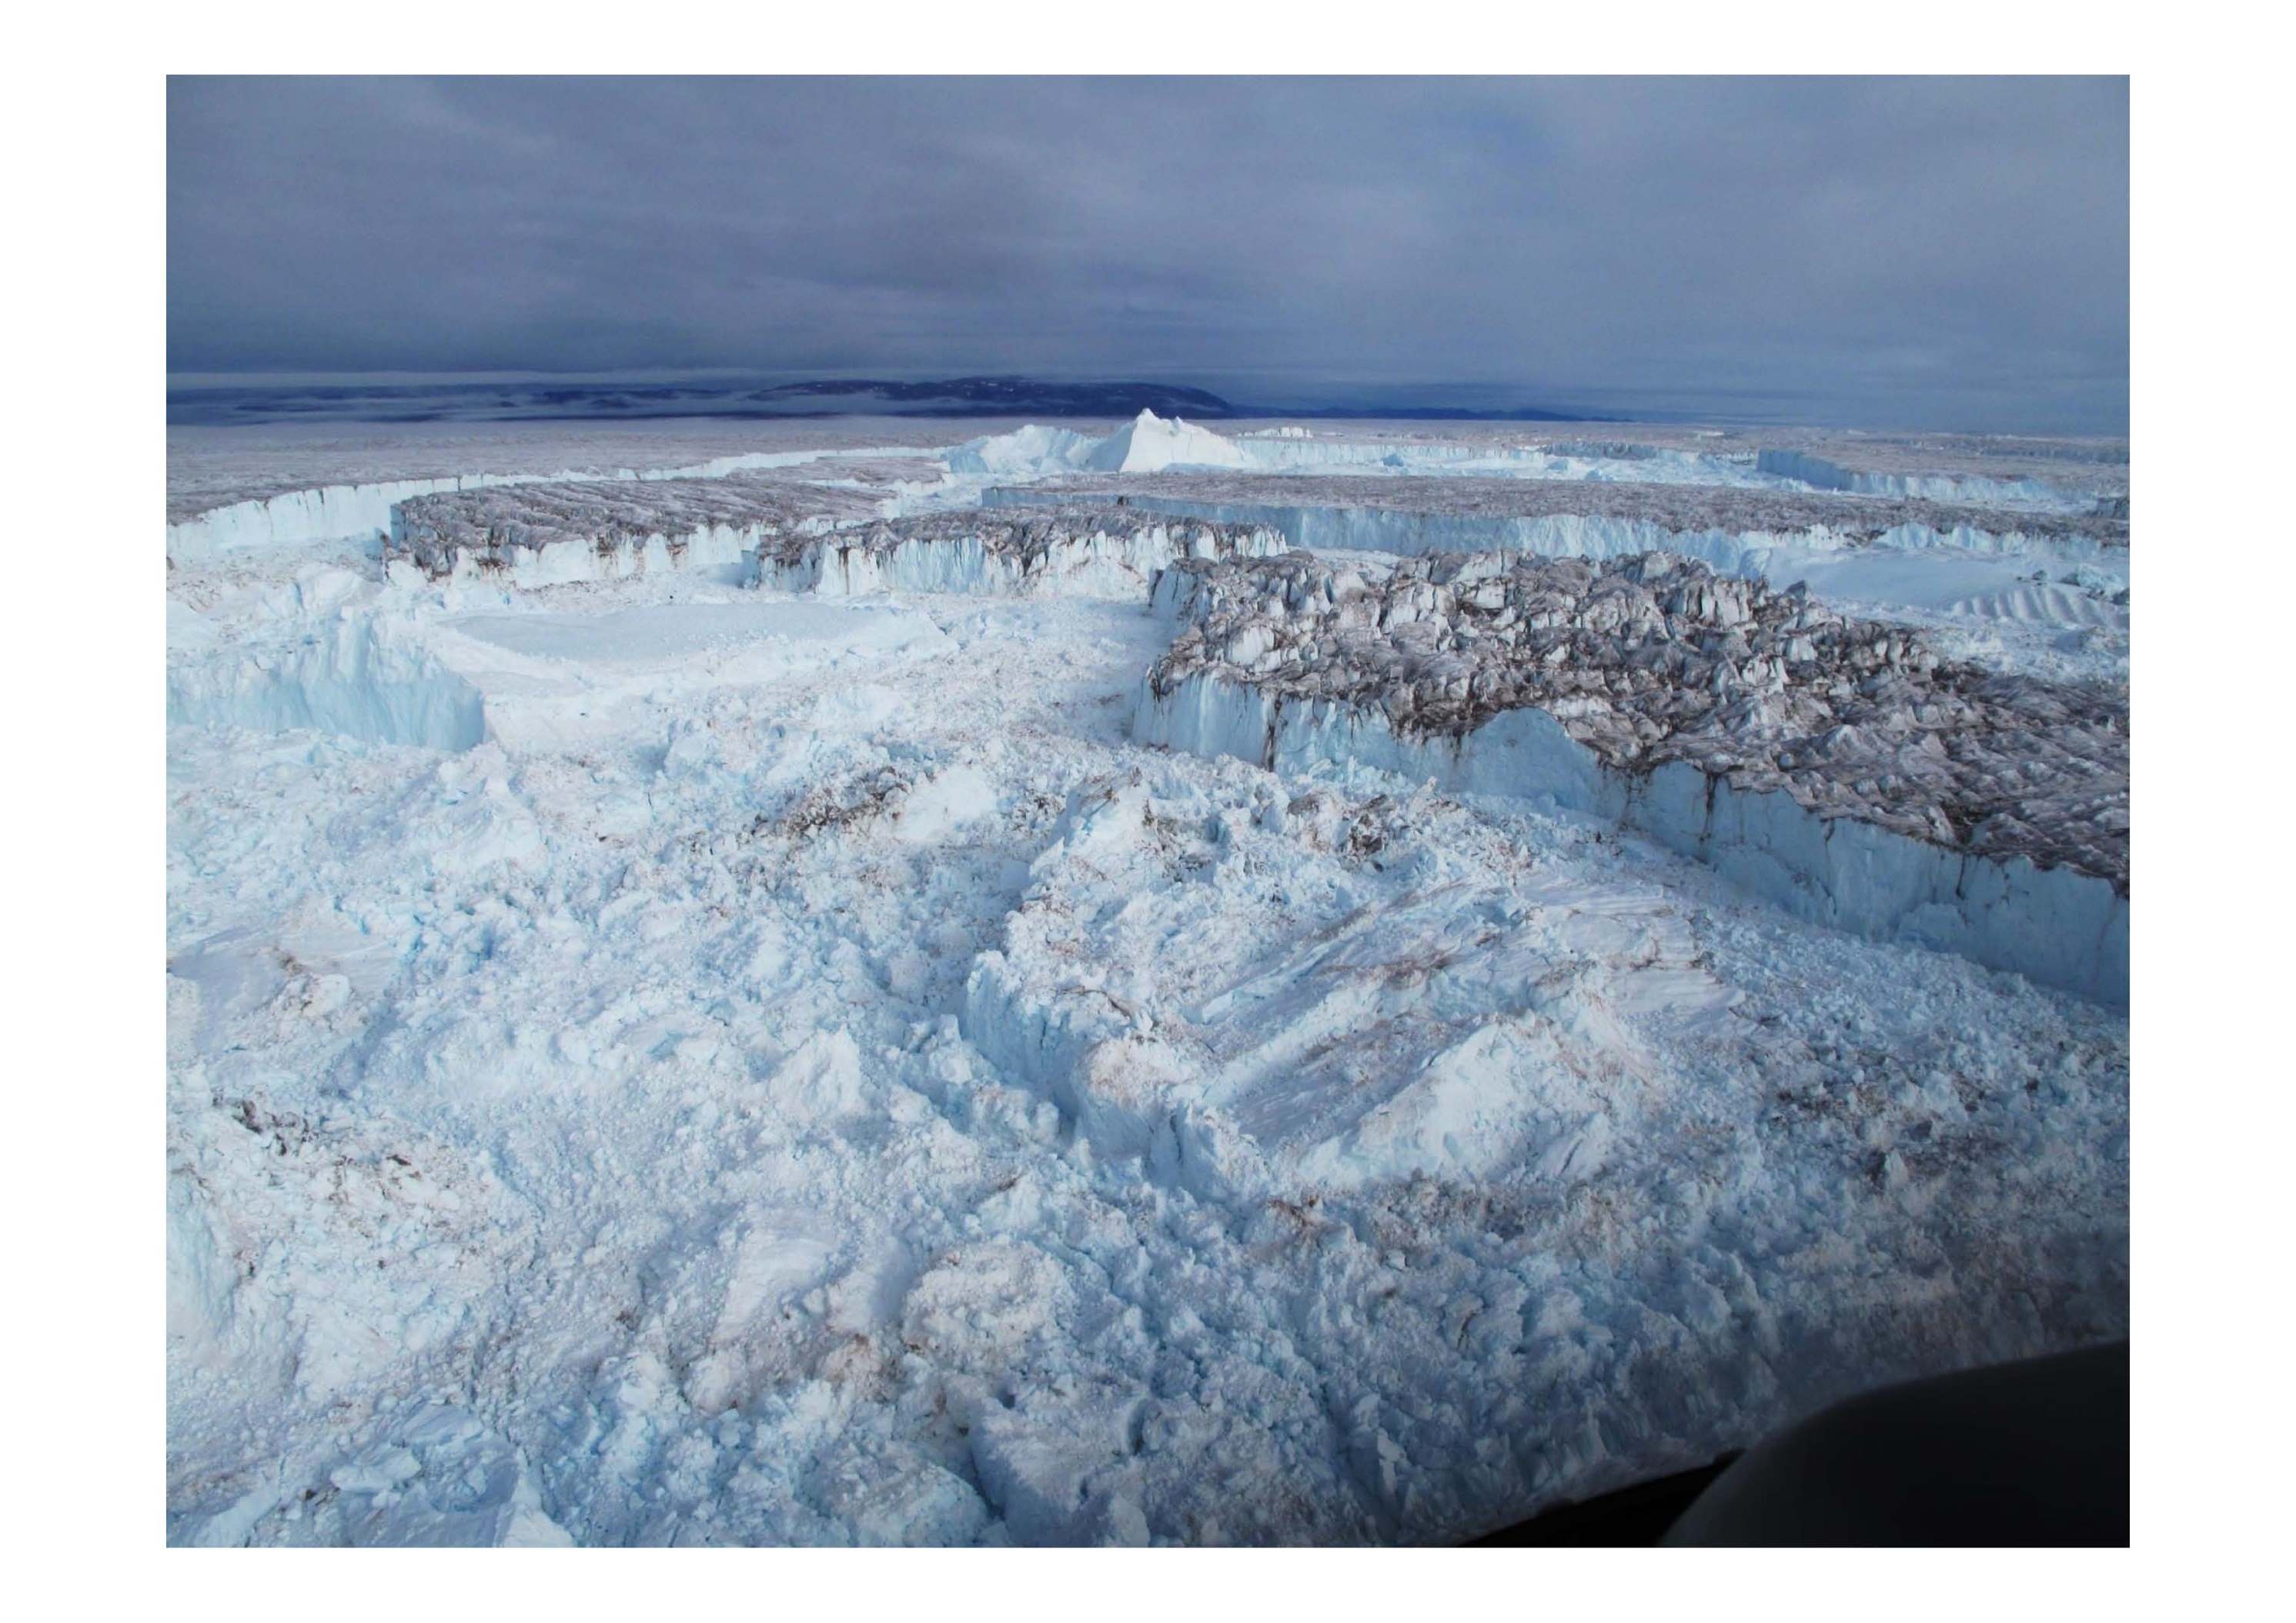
[
  {"x1": 1136, "y1": 550, "x2": 2127, "y2": 1002},
  {"x1": 986, "y1": 473, "x2": 2124, "y2": 566},
  {"x1": 169, "y1": 475, "x2": 540, "y2": 563},
  {"x1": 166, "y1": 446, "x2": 936, "y2": 563},
  {"x1": 1082, "y1": 409, "x2": 1252, "y2": 473},
  {"x1": 165, "y1": 613, "x2": 488, "y2": 751},
  {"x1": 386, "y1": 473, "x2": 893, "y2": 588},
  {"x1": 1756, "y1": 448, "x2": 2096, "y2": 510},
  {"x1": 946, "y1": 423, "x2": 1101, "y2": 476},
  {"x1": 756, "y1": 506, "x2": 1288, "y2": 599},
  {"x1": 166, "y1": 415, "x2": 2130, "y2": 1547},
  {"x1": 166, "y1": 597, "x2": 954, "y2": 753}
]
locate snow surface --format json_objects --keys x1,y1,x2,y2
[{"x1": 168, "y1": 416, "x2": 2130, "y2": 1545}]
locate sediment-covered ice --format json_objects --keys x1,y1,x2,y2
[
  {"x1": 756, "y1": 507, "x2": 1288, "y2": 599},
  {"x1": 168, "y1": 447, "x2": 936, "y2": 563},
  {"x1": 386, "y1": 474, "x2": 893, "y2": 588},
  {"x1": 1137, "y1": 551, "x2": 2127, "y2": 1001},
  {"x1": 986, "y1": 473, "x2": 2124, "y2": 574}
]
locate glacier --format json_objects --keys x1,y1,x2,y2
[
  {"x1": 756, "y1": 509, "x2": 1289, "y2": 599},
  {"x1": 166, "y1": 446, "x2": 938, "y2": 563},
  {"x1": 986, "y1": 482, "x2": 2121, "y2": 578},
  {"x1": 1134, "y1": 549, "x2": 2125, "y2": 1003},
  {"x1": 166, "y1": 413, "x2": 2129, "y2": 1547}
]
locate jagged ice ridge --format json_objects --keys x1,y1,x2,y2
[{"x1": 1138, "y1": 550, "x2": 2127, "y2": 1001}]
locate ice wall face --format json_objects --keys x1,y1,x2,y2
[
  {"x1": 1136, "y1": 552, "x2": 2128, "y2": 1002},
  {"x1": 396, "y1": 519, "x2": 784, "y2": 591},
  {"x1": 166, "y1": 615, "x2": 487, "y2": 752},
  {"x1": 167, "y1": 476, "x2": 549, "y2": 563},
  {"x1": 984, "y1": 475, "x2": 2124, "y2": 576},
  {"x1": 1060, "y1": 491, "x2": 1833, "y2": 577},
  {"x1": 166, "y1": 596, "x2": 957, "y2": 757},
  {"x1": 757, "y1": 508, "x2": 1288, "y2": 599},
  {"x1": 1138, "y1": 673, "x2": 2126, "y2": 1004},
  {"x1": 1756, "y1": 449, "x2": 2082, "y2": 509},
  {"x1": 167, "y1": 446, "x2": 935, "y2": 563},
  {"x1": 386, "y1": 474, "x2": 894, "y2": 588}
]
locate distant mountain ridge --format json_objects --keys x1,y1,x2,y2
[{"x1": 165, "y1": 374, "x2": 1600, "y2": 428}]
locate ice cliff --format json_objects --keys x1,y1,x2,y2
[
  {"x1": 1136, "y1": 551, "x2": 2128, "y2": 1002},
  {"x1": 167, "y1": 447, "x2": 930, "y2": 563},
  {"x1": 386, "y1": 475, "x2": 890, "y2": 587},
  {"x1": 1756, "y1": 449, "x2": 2083, "y2": 509},
  {"x1": 169, "y1": 475, "x2": 546, "y2": 563},
  {"x1": 985, "y1": 474, "x2": 2123, "y2": 579},
  {"x1": 756, "y1": 507, "x2": 1288, "y2": 599},
  {"x1": 166, "y1": 613, "x2": 487, "y2": 753}
]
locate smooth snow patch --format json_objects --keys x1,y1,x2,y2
[
  {"x1": 435, "y1": 599, "x2": 954, "y2": 750},
  {"x1": 167, "y1": 599, "x2": 951, "y2": 754}
]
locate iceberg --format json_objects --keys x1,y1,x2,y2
[{"x1": 1081, "y1": 409, "x2": 1252, "y2": 473}]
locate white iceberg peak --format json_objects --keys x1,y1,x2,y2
[{"x1": 1084, "y1": 408, "x2": 1249, "y2": 474}]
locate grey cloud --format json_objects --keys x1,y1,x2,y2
[{"x1": 167, "y1": 76, "x2": 2127, "y2": 431}]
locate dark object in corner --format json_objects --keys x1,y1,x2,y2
[
  {"x1": 1471, "y1": 1341, "x2": 2129, "y2": 1547},
  {"x1": 1665, "y1": 1341, "x2": 2128, "y2": 1545},
  {"x1": 1469, "y1": 1457, "x2": 1740, "y2": 1546}
]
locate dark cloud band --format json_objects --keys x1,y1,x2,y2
[{"x1": 166, "y1": 76, "x2": 2128, "y2": 433}]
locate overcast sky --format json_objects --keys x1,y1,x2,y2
[{"x1": 167, "y1": 77, "x2": 2128, "y2": 431}]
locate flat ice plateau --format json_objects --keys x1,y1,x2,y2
[{"x1": 168, "y1": 412, "x2": 2129, "y2": 1545}]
